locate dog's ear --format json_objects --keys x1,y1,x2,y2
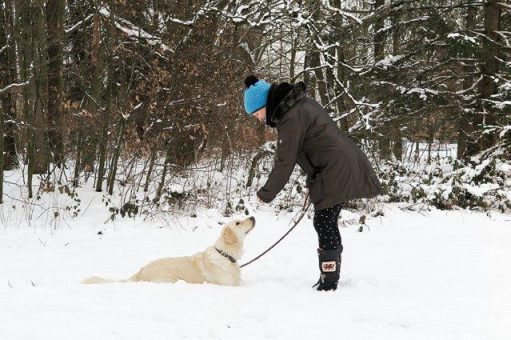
[{"x1": 222, "y1": 227, "x2": 237, "y2": 245}]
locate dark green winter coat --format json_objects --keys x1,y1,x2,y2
[{"x1": 256, "y1": 82, "x2": 383, "y2": 210}]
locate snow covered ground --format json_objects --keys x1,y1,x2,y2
[{"x1": 1, "y1": 200, "x2": 510, "y2": 340}]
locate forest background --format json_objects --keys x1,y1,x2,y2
[{"x1": 0, "y1": 0, "x2": 509, "y2": 222}]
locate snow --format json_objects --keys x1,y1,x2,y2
[
  {"x1": 375, "y1": 55, "x2": 404, "y2": 68},
  {"x1": 494, "y1": 100, "x2": 511, "y2": 109},
  {"x1": 64, "y1": 14, "x2": 94, "y2": 34},
  {"x1": 463, "y1": 182, "x2": 501, "y2": 197},
  {"x1": 0, "y1": 81, "x2": 30, "y2": 95},
  {"x1": 497, "y1": 160, "x2": 511, "y2": 173},
  {"x1": 396, "y1": 86, "x2": 439, "y2": 101},
  {"x1": 1, "y1": 200, "x2": 510, "y2": 340},
  {"x1": 447, "y1": 33, "x2": 477, "y2": 44}
]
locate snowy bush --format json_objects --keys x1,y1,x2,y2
[{"x1": 378, "y1": 147, "x2": 511, "y2": 212}]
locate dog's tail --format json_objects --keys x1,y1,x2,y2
[{"x1": 81, "y1": 276, "x2": 126, "y2": 284}]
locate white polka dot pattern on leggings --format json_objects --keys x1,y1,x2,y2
[{"x1": 313, "y1": 203, "x2": 343, "y2": 250}]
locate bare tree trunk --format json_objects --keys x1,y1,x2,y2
[
  {"x1": 309, "y1": 0, "x2": 328, "y2": 105},
  {"x1": 310, "y1": 51, "x2": 328, "y2": 104},
  {"x1": 156, "y1": 146, "x2": 172, "y2": 201},
  {"x1": 392, "y1": 135, "x2": 402, "y2": 161},
  {"x1": 331, "y1": 0, "x2": 349, "y2": 131},
  {"x1": 246, "y1": 149, "x2": 272, "y2": 188},
  {"x1": 83, "y1": 13, "x2": 102, "y2": 175},
  {"x1": 414, "y1": 141, "x2": 420, "y2": 163},
  {"x1": 144, "y1": 146, "x2": 157, "y2": 192},
  {"x1": 95, "y1": 81, "x2": 110, "y2": 192},
  {"x1": 457, "y1": 3, "x2": 477, "y2": 159},
  {"x1": 95, "y1": 14, "x2": 113, "y2": 193},
  {"x1": 473, "y1": 0, "x2": 500, "y2": 153},
  {"x1": 256, "y1": 123, "x2": 265, "y2": 147},
  {"x1": 31, "y1": 0, "x2": 50, "y2": 174},
  {"x1": 391, "y1": 12, "x2": 402, "y2": 161},
  {"x1": 15, "y1": 0, "x2": 35, "y2": 197},
  {"x1": 374, "y1": 0, "x2": 385, "y2": 62},
  {"x1": 220, "y1": 125, "x2": 230, "y2": 172},
  {"x1": 73, "y1": 131, "x2": 82, "y2": 187},
  {"x1": 0, "y1": 4, "x2": 9, "y2": 202},
  {"x1": 0, "y1": 107, "x2": 3, "y2": 204},
  {"x1": 427, "y1": 137, "x2": 433, "y2": 165},
  {"x1": 392, "y1": 11, "x2": 400, "y2": 57},
  {"x1": 289, "y1": 23, "x2": 299, "y2": 81},
  {"x1": 46, "y1": 0, "x2": 65, "y2": 165},
  {"x1": 303, "y1": 48, "x2": 312, "y2": 86},
  {"x1": 1, "y1": 0, "x2": 18, "y2": 171},
  {"x1": 374, "y1": 0, "x2": 391, "y2": 160},
  {"x1": 15, "y1": 0, "x2": 32, "y2": 167},
  {"x1": 107, "y1": 118, "x2": 126, "y2": 195}
]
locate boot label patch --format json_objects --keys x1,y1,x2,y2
[{"x1": 322, "y1": 261, "x2": 336, "y2": 272}]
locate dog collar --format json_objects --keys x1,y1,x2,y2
[{"x1": 215, "y1": 247, "x2": 237, "y2": 264}]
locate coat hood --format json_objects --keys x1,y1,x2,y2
[{"x1": 266, "y1": 81, "x2": 307, "y2": 127}]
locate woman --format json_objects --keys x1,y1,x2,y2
[{"x1": 243, "y1": 75, "x2": 383, "y2": 291}]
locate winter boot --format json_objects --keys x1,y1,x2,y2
[{"x1": 313, "y1": 247, "x2": 342, "y2": 291}]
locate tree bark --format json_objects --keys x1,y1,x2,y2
[
  {"x1": 0, "y1": 0, "x2": 19, "y2": 171},
  {"x1": 95, "y1": 14, "x2": 112, "y2": 192},
  {"x1": 289, "y1": 24, "x2": 299, "y2": 81},
  {"x1": 82, "y1": 12, "x2": 102, "y2": 176},
  {"x1": 95, "y1": 78, "x2": 111, "y2": 192},
  {"x1": 374, "y1": 0, "x2": 391, "y2": 160},
  {"x1": 374, "y1": 0, "x2": 386, "y2": 62},
  {"x1": 391, "y1": 12, "x2": 402, "y2": 161},
  {"x1": 107, "y1": 118, "x2": 126, "y2": 195},
  {"x1": 331, "y1": 0, "x2": 349, "y2": 132},
  {"x1": 220, "y1": 126, "x2": 230, "y2": 172},
  {"x1": 469, "y1": 0, "x2": 500, "y2": 155},
  {"x1": 73, "y1": 131, "x2": 82, "y2": 187},
  {"x1": 1, "y1": 4, "x2": 8, "y2": 202},
  {"x1": 0, "y1": 2, "x2": 4, "y2": 202},
  {"x1": 31, "y1": 0, "x2": 50, "y2": 174},
  {"x1": 246, "y1": 149, "x2": 272, "y2": 188},
  {"x1": 46, "y1": 0, "x2": 65, "y2": 165},
  {"x1": 303, "y1": 49, "x2": 313, "y2": 88},
  {"x1": 309, "y1": 0, "x2": 328, "y2": 105},
  {"x1": 14, "y1": 0, "x2": 32, "y2": 167},
  {"x1": 457, "y1": 3, "x2": 477, "y2": 159},
  {"x1": 144, "y1": 146, "x2": 157, "y2": 192},
  {"x1": 156, "y1": 146, "x2": 172, "y2": 201}
]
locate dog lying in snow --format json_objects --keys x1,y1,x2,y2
[{"x1": 82, "y1": 216, "x2": 255, "y2": 286}]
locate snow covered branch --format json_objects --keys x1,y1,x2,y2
[
  {"x1": 0, "y1": 81, "x2": 29, "y2": 94},
  {"x1": 99, "y1": 7, "x2": 174, "y2": 53}
]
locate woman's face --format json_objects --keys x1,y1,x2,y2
[{"x1": 253, "y1": 107, "x2": 266, "y2": 123}]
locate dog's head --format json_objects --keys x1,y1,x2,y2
[{"x1": 216, "y1": 216, "x2": 255, "y2": 259}]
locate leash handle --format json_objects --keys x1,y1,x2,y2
[{"x1": 240, "y1": 200, "x2": 311, "y2": 268}]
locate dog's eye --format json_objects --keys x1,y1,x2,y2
[{"x1": 236, "y1": 222, "x2": 240, "y2": 225}]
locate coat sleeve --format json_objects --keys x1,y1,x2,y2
[{"x1": 257, "y1": 113, "x2": 305, "y2": 203}]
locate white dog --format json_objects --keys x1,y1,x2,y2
[{"x1": 82, "y1": 216, "x2": 255, "y2": 286}]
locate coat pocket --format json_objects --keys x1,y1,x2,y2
[{"x1": 306, "y1": 173, "x2": 324, "y2": 203}]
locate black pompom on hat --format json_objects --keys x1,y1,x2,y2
[{"x1": 244, "y1": 75, "x2": 259, "y2": 88}]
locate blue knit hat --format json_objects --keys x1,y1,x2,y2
[{"x1": 243, "y1": 75, "x2": 271, "y2": 115}]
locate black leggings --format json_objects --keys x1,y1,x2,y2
[{"x1": 313, "y1": 203, "x2": 343, "y2": 250}]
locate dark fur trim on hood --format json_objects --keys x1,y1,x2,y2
[{"x1": 266, "y1": 81, "x2": 307, "y2": 128}]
